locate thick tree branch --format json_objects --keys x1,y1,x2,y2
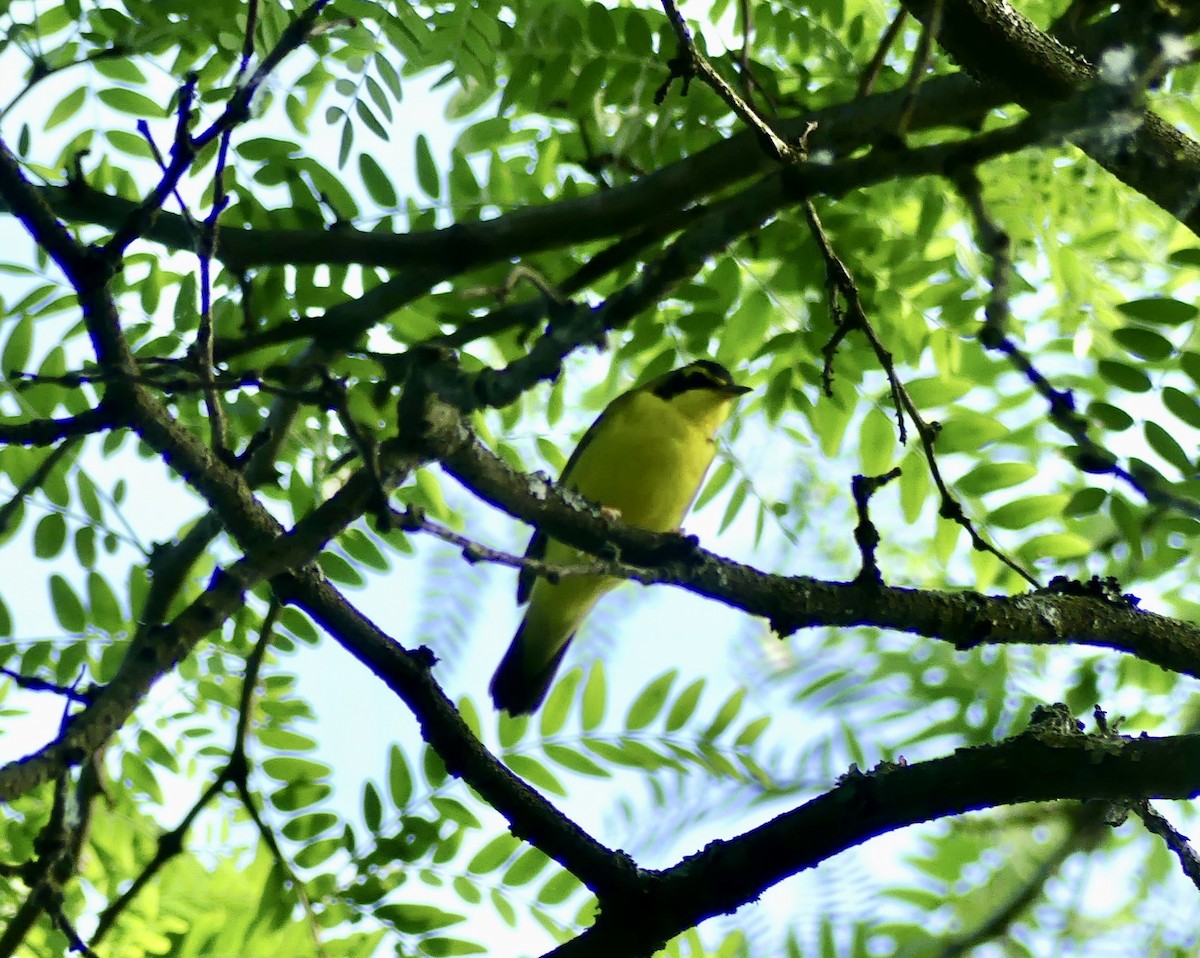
[
  {"x1": 0, "y1": 427, "x2": 426, "y2": 802},
  {"x1": 899, "y1": 0, "x2": 1200, "y2": 229},
  {"x1": 273, "y1": 565, "x2": 641, "y2": 900},
  {"x1": 3, "y1": 74, "x2": 1005, "y2": 272},
  {"x1": 547, "y1": 723, "x2": 1200, "y2": 957},
  {"x1": 0, "y1": 407, "x2": 118, "y2": 446},
  {"x1": 432, "y1": 401, "x2": 1200, "y2": 680}
]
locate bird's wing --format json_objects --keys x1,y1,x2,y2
[
  {"x1": 516, "y1": 391, "x2": 632, "y2": 604},
  {"x1": 516, "y1": 529, "x2": 547, "y2": 604}
]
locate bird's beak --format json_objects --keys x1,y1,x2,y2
[{"x1": 722, "y1": 383, "x2": 753, "y2": 396}]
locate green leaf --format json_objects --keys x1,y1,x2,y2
[
  {"x1": 3, "y1": 314, "x2": 33, "y2": 374},
  {"x1": 419, "y1": 938, "x2": 486, "y2": 956},
  {"x1": 359, "y1": 152, "x2": 398, "y2": 207},
  {"x1": 355, "y1": 98, "x2": 389, "y2": 139},
  {"x1": 1065, "y1": 488, "x2": 1106, "y2": 516},
  {"x1": 623, "y1": 10, "x2": 653, "y2": 55},
  {"x1": 87, "y1": 571, "x2": 123, "y2": 631},
  {"x1": 624, "y1": 670, "x2": 677, "y2": 731},
  {"x1": 1096, "y1": 359, "x2": 1151, "y2": 393},
  {"x1": 388, "y1": 744, "x2": 413, "y2": 807},
  {"x1": 703, "y1": 688, "x2": 745, "y2": 740},
  {"x1": 375, "y1": 904, "x2": 465, "y2": 934},
  {"x1": 936, "y1": 412, "x2": 1009, "y2": 453},
  {"x1": 97, "y1": 87, "x2": 167, "y2": 118},
  {"x1": 987, "y1": 494, "x2": 1068, "y2": 530},
  {"x1": 338, "y1": 119, "x2": 354, "y2": 169},
  {"x1": 1115, "y1": 297, "x2": 1198, "y2": 325},
  {"x1": 34, "y1": 513, "x2": 67, "y2": 559},
  {"x1": 904, "y1": 377, "x2": 971, "y2": 407},
  {"x1": 258, "y1": 728, "x2": 318, "y2": 751},
  {"x1": 694, "y1": 459, "x2": 734, "y2": 512},
  {"x1": 423, "y1": 744, "x2": 448, "y2": 788},
  {"x1": 859, "y1": 407, "x2": 897, "y2": 475},
  {"x1": 1020, "y1": 532, "x2": 1092, "y2": 560},
  {"x1": 497, "y1": 708, "x2": 528, "y2": 749},
  {"x1": 467, "y1": 833, "x2": 521, "y2": 875},
  {"x1": 539, "y1": 668, "x2": 579, "y2": 738},
  {"x1": 94, "y1": 58, "x2": 147, "y2": 84},
  {"x1": 734, "y1": 715, "x2": 770, "y2": 748},
  {"x1": 121, "y1": 751, "x2": 163, "y2": 804},
  {"x1": 580, "y1": 661, "x2": 606, "y2": 731},
  {"x1": 339, "y1": 528, "x2": 390, "y2": 572},
  {"x1": 318, "y1": 550, "x2": 365, "y2": 586},
  {"x1": 1112, "y1": 326, "x2": 1173, "y2": 361},
  {"x1": 665, "y1": 678, "x2": 704, "y2": 732},
  {"x1": 49, "y1": 574, "x2": 85, "y2": 632},
  {"x1": 452, "y1": 876, "x2": 482, "y2": 905},
  {"x1": 542, "y1": 743, "x2": 608, "y2": 777},
  {"x1": 416, "y1": 133, "x2": 440, "y2": 199},
  {"x1": 281, "y1": 811, "x2": 339, "y2": 841},
  {"x1": 501, "y1": 847, "x2": 549, "y2": 887},
  {"x1": 261, "y1": 756, "x2": 330, "y2": 782},
  {"x1": 719, "y1": 478, "x2": 749, "y2": 534},
  {"x1": 137, "y1": 729, "x2": 179, "y2": 773},
  {"x1": 1163, "y1": 387, "x2": 1200, "y2": 430},
  {"x1": 503, "y1": 753, "x2": 566, "y2": 795},
  {"x1": 363, "y1": 781, "x2": 383, "y2": 832},
  {"x1": 536, "y1": 868, "x2": 581, "y2": 906},
  {"x1": 1145, "y1": 421, "x2": 1193, "y2": 475},
  {"x1": 106, "y1": 129, "x2": 157, "y2": 160},
  {"x1": 431, "y1": 796, "x2": 482, "y2": 829},
  {"x1": 294, "y1": 838, "x2": 341, "y2": 868},
  {"x1": 1088, "y1": 401, "x2": 1135, "y2": 431},
  {"x1": 956, "y1": 462, "x2": 1037, "y2": 496},
  {"x1": 46, "y1": 87, "x2": 87, "y2": 130}
]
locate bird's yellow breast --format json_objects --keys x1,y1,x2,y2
[{"x1": 563, "y1": 389, "x2": 727, "y2": 532}]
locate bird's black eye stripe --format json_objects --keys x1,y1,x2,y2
[{"x1": 652, "y1": 364, "x2": 733, "y2": 400}]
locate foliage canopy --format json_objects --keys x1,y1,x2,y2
[{"x1": 2, "y1": 1, "x2": 1200, "y2": 956}]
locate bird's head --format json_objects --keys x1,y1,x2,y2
[{"x1": 646, "y1": 360, "x2": 751, "y2": 432}]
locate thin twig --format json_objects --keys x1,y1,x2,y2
[
  {"x1": 897, "y1": 0, "x2": 944, "y2": 134},
  {"x1": 393, "y1": 505, "x2": 658, "y2": 585},
  {"x1": 14, "y1": 365, "x2": 329, "y2": 404},
  {"x1": 851, "y1": 469, "x2": 902, "y2": 585},
  {"x1": 100, "y1": 0, "x2": 333, "y2": 262},
  {"x1": 0, "y1": 667, "x2": 95, "y2": 704},
  {"x1": 804, "y1": 200, "x2": 1038, "y2": 587},
  {"x1": 858, "y1": 9, "x2": 909, "y2": 97},
  {"x1": 0, "y1": 438, "x2": 79, "y2": 537},
  {"x1": 193, "y1": 0, "x2": 260, "y2": 459},
  {"x1": 1136, "y1": 802, "x2": 1200, "y2": 892},
  {"x1": 657, "y1": 0, "x2": 801, "y2": 163},
  {"x1": 951, "y1": 161, "x2": 1200, "y2": 524}
]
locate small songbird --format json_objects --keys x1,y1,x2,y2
[{"x1": 489, "y1": 360, "x2": 751, "y2": 715}]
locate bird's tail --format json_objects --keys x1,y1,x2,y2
[{"x1": 489, "y1": 621, "x2": 572, "y2": 716}]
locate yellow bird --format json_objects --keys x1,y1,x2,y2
[{"x1": 489, "y1": 360, "x2": 751, "y2": 715}]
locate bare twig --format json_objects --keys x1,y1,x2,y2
[
  {"x1": 100, "y1": 0, "x2": 333, "y2": 263},
  {"x1": 0, "y1": 438, "x2": 80, "y2": 537},
  {"x1": 804, "y1": 200, "x2": 1038, "y2": 587},
  {"x1": 657, "y1": 0, "x2": 801, "y2": 163},
  {"x1": 858, "y1": 9, "x2": 909, "y2": 97},
  {"x1": 394, "y1": 505, "x2": 657, "y2": 585},
  {"x1": 1135, "y1": 802, "x2": 1200, "y2": 892},
  {"x1": 851, "y1": 469, "x2": 902, "y2": 585},
  {"x1": 0, "y1": 45, "x2": 133, "y2": 123},
  {"x1": 897, "y1": 0, "x2": 944, "y2": 134},
  {"x1": 192, "y1": 0, "x2": 261, "y2": 460},
  {"x1": 0, "y1": 666, "x2": 95, "y2": 704}
]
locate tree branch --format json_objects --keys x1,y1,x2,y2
[
  {"x1": 547, "y1": 720, "x2": 1200, "y2": 957},
  {"x1": 431, "y1": 400, "x2": 1200, "y2": 680}
]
